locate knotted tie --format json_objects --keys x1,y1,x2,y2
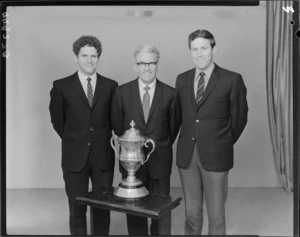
[
  {"x1": 87, "y1": 78, "x2": 93, "y2": 107},
  {"x1": 142, "y1": 86, "x2": 150, "y2": 123},
  {"x1": 195, "y1": 72, "x2": 205, "y2": 107}
]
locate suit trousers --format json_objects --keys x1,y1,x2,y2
[
  {"x1": 63, "y1": 147, "x2": 114, "y2": 235},
  {"x1": 122, "y1": 164, "x2": 170, "y2": 236},
  {"x1": 179, "y1": 144, "x2": 229, "y2": 235}
]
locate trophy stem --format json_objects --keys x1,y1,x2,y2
[
  {"x1": 113, "y1": 169, "x2": 150, "y2": 202},
  {"x1": 126, "y1": 171, "x2": 137, "y2": 183}
]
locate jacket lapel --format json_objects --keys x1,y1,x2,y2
[
  {"x1": 72, "y1": 72, "x2": 90, "y2": 107},
  {"x1": 132, "y1": 79, "x2": 145, "y2": 122},
  {"x1": 188, "y1": 68, "x2": 198, "y2": 112},
  {"x1": 92, "y1": 74, "x2": 106, "y2": 109},
  {"x1": 147, "y1": 79, "x2": 163, "y2": 123},
  {"x1": 197, "y1": 64, "x2": 220, "y2": 110}
]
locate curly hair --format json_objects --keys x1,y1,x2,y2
[
  {"x1": 73, "y1": 35, "x2": 102, "y2": 57},
  {"x1": 188, "y1": 29, "x2": 216, "y2": 49}
]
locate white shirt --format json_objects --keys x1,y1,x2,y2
[
  {"x1": 138, "y1": 78, "x2": 156, "y2": 106},
  {"x1": 194, "y1": 63, "x2": 215, "y2": 98},
  {"x1": 78, "y1": 71, "x2": 97, "y2": 97}
]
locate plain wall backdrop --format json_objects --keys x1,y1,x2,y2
[{"x1": 6, "y1": 3, "x2": 278, "y2": 189}]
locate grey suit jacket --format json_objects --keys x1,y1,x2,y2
[{"x1": 176, "y1": 64, "x2": 248, "y2": 171}]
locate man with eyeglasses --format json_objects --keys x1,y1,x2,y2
[
  {"x1": 49, "y1": 35, "x2": 118, "y2": 235},
  {"x1": 111, "y1": 45, "x2": 181, "y2": 235}
]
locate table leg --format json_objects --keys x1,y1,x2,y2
[
  {"x1": 158, "y1": 212, "x2": 171, "y2": 235},
  {"x1": 90, "y1": 206, "x2": 95, "y2": 235}
]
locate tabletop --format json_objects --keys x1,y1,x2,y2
[{"x1": 76, "y1": 186, "x2": 182, "y2": 220}]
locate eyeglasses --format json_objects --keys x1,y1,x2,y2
[{"x1": 136, "y1": 61, "x2": 158, "y2": 67}]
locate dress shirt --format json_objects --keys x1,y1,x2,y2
[
  {"x1": 78, "y1": 71, "x2": 97, "y2": 97},
  {"x1": 194, "y1": 63, "x2": 215, "y2": 98},
  {"x1": 138, "y1": 78, "x2": 156, "y2": 107}
]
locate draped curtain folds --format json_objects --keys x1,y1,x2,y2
[{"x1": 266, "y1": 1, "x2": 293, "y2": 193}]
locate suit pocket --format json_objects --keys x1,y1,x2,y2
[
  {"x1": 210, "y1": 118, "x2": 233, "y2": 139},
  {"x1": 62, "y1": 130, "x2": 75, "y2": 141}
]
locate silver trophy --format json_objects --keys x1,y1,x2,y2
[{"x1": 110, "y1": 120, "x2": 155, "y2": 201}]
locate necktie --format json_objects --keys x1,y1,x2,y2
[
  {"x1": 87, "y1": 78, "x2": 93, "y2": 107},
  {"x1": 195, "y1": 72, "x2": 205, "y2": 107},
  {"x1": 142, "y1": 86, "x2": 150, "y2": 123}
]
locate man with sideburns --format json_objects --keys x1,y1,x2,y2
[
  {"x1": 176, "y1": 29, "x2": 248, "y2": 235},
  {"x1": 49, "y1": 35, "x2": 117, "y2": 235}
]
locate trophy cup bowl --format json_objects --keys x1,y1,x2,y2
[{"x1": 110, "y1": 121, "x2": 155, "y2": 202}]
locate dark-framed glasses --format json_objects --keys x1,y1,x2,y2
[{"x1": 136, "y1": 61, "x2": 158, "y2": 67}]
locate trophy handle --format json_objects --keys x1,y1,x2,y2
[
  {"x1": 142, "y1": 139, "x2": 155, "y2": 164},
  {"x1": 110, "y1": 131, "x2": 119, "y2": 158}
]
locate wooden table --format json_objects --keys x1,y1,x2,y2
[{"x1": 76, "y1": 187, "x2": 182, "y2": 235}]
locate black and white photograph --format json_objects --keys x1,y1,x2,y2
[{"x1": 1, "y1": 0, "x2": 298, "y2": 236}]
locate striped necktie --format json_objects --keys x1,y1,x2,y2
[
  {"x1": 142, "y1": 86, "x2": 150, "y2": 123},
  {"x1": 195, "y1": 72, "x2": 205, "y2": 107},
  {"x1": 87, "y1": 78, "x2": 93, "y2": 107}
]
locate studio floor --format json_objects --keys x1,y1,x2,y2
[{"x1": 5, "y1": 187, "x2": 293, "y2": 236}]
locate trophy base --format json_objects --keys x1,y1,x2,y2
[{"x1": 113, "y1": 181, "x2": 150, "y2": 202}]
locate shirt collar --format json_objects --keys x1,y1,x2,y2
[
  {"x1": 195, "y1": 62, "x2": 215, "y2": 80},
  {"x1": 138, "y1": 78, "x2": 157, "y2": 91},
  {"x1": 78, "y1": 70, "x2": 97, "y2": 82}
]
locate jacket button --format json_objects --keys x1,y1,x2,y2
[
  {"x1": 196, "y1": 119, "x2": 199, "y2": 123},
  {"x1": 90, "y1": 126, "x2": 94, "y2": 131},
  {"x1": 192, "y1": 137, "x2": 195, "y2": 141},
  {"x1": 88, "y1": 142, "x2": 91, "y2": 146}
]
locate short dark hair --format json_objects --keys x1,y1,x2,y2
[
  {"x1": 73, "y1": 35, "x2": 102, "y2": 57},
  {"x1": 188, "y1": 29, "x2": 216, "y2": 49}
]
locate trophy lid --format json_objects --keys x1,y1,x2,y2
[{"x1": 118, "y1": 120, "x2": 146, "y2": 142}]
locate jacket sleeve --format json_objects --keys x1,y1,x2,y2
[
  {"x1": 230, "y1": 74, "x2": 248, "y2": 144},
  {"x1": 49, "y1": 82, "x2": 65, "y2": 138},
  {"x1": 169, "y1": 90, "x2": 181, "y2": 144},
  {"x1": 175, "y1": 75, "x2": 180, "y2": 90}
]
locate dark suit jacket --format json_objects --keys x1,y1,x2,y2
[
  {"x1": 176, "y1": 64, "x2": 248, "y2": 172},
  {"x1": 111, "y1": 78, "x2": 181, "y2": 179},
  {"x1": 49, "y1": 72, "x2": 118, "y2": 172}
]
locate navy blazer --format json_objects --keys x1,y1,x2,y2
[
  {"x1": 111, "y1": 79, "x2": 181, "y2": 179},
  {"x1": 49, "y1": 72, "x2": 118, "y2": 172},
  {"x1": 176, "y1": 64, "x2": 248, "y2": 172}
]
